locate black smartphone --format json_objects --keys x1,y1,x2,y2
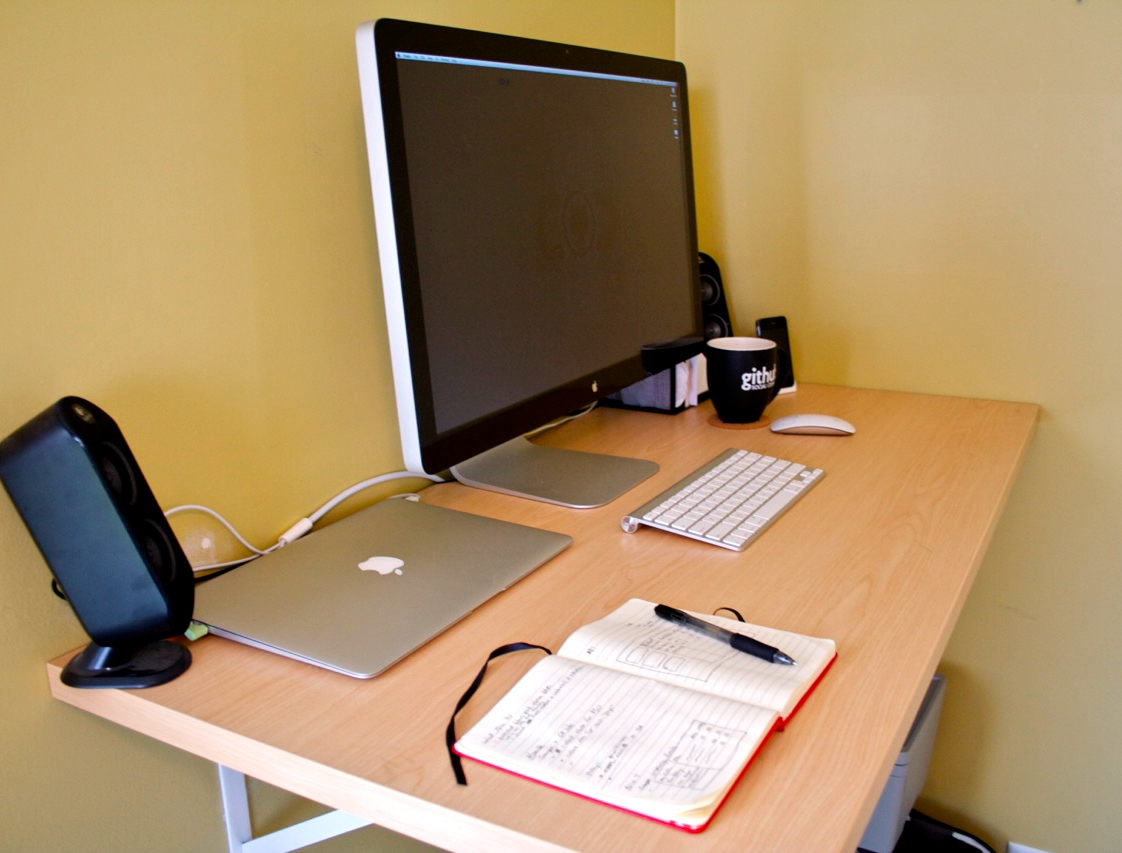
[{"x1": 755, "y1": 315, "x2": 796, "y2": 391}]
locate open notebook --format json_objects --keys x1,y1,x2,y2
[{"x1": 454, "y1": 598, "x2": 836, "y2": 831}]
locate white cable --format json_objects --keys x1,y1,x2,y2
[
  {"x1": 188, "y1": 555, "x2": 261, "y2": 574},
  {"x1": 305, "y1": 470, "x2": 443, "y2": 525},
  {"x1": 951, "y1": 833, "x2": 990, "y2": 852},
  {"x1": 164, "y1": 504, "x2": 278, "y2": 557},
  {"x1": 170, "y1": 408, "x2": 584, "y2": 571},
  {"x1": 523, "y1": 401, "x2": 598, "y2": 438},
  {"x1": 276, "y1": 517, "x2": 314, "y2": 547},
  {"x1": 165, "y1": 471, "x2": 445, "y2": 572}
]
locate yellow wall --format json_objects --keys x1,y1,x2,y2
[
  {"x1": 0, "y1": 2, "x2": 673, "y2": 851},
  {"x1": 678, "y1": 2, "x2": 1122, "y2": 852}
]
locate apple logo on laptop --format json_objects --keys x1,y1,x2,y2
[{"x1": 358, "y1": 556, "x2": 404, "y2": 576}]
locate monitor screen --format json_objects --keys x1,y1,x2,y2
[{"x1": 356, "y1": 19, "x2": 701, "y2": 506}]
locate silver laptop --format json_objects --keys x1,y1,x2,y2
[{"x1": 193, "y1": 498, "x2": 570, "y2": 677}]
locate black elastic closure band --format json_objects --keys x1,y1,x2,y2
[
  {"x1": 446, "y1": 642, "x2": 552, "y2": 785},
  {"x1": 714, "y1": 606, "x2": 746, "y2": 622}
]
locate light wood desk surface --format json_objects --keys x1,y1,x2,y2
[{"x1": 48, "y1": 384, "x2": 1038, "y2": 852}]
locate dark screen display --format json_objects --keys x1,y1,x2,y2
[{"x1": 394, "y1": 54, "x2": 696, "y2": 434}]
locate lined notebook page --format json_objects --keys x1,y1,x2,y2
[
  {"x1": 455, "y1": 655, "x2": 778, "y2": 824},
  {"x1": 556, "y1": 599, "x2": 836, "y2": 719}
]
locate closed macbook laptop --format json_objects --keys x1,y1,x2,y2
[{"x1": 193, "y1": 498, "x2": 571, "y2": 677}]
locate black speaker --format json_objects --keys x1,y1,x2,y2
[
  {"x1": 699, "y1": 251, "x2": 733, "y2": 340},
  {"x1": 605, "y1": 253, "x2": 731, "y2": 414},
  {"x1": 0, "y1": 397, "x2": 193, "y2": 688}
]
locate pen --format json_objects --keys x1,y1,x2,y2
[{"x1": 654, "y1": 604, "x2": 797, "y2": 665}]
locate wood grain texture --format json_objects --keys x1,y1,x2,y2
[{"x1": 48, "y1": 385, "x2": 1038, "y2": 852}]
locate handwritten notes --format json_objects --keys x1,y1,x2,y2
[
  {"x1": 455, "y1": 599, "x2": 836, "y2": 830},
  {"x1": 466, "y1": 656, "x2": 775, "y2": 813}
]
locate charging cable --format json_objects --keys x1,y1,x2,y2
[
  {"x1": 275, "y1": 470, "x2": 443, "y2": 546},
  {"x1": 166, "y1": 470, "x2": 444, "y2": 575}
]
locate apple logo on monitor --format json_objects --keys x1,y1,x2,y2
[{"x1": 358, "y1": 556, "x2": 404, "y2": 576}]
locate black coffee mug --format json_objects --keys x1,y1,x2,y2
[{"x1": 706, "y1": 337, "x2": 790, "y2": 424}]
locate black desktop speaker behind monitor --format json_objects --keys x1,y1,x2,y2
[
  {"x1": 0, "y1": 397, "x2": 193, "y2": 688},
  {"x1": 606, "y1": 252, "x2": 734, "y2": 413},
  {"x1": 699, "y1": 251, "x2": 733, "y2": 340}
]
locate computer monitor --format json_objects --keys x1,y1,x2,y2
[{"x1": 355, "y1": 19, "x2": 702, "y2": 507}]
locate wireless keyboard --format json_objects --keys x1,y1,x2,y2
[{"x1": 621, "y1": 448, "x2": 824, "y2": 551}]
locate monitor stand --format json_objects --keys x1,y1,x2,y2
[{"x1": 449, "y1": 436, "x2": 658, "y2": 508}]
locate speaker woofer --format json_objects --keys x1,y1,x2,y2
[
  {"x1": 140, "y1": 517, "x2": 181, "y2": 584},
  {"x1": 699, "y1": 252, "x2": 733, "y2": 340},
  {"x1": 97, "y1": 441, "x2": 138, "y2": 505}
]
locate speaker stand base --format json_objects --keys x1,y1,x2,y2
[{"x1": 60, "y1": 640, "x2": 191, "y2": 689}]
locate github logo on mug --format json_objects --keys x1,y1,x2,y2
[{"x1": 706, "y1": 337, "x2": 791, "y2": 425}]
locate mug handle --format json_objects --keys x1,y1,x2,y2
[{"x1": 770, "y1": 346, "x2": 792, "y2": 402}]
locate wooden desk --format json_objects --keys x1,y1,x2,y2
[{"x1": 48, "y1": 384, "x2": 1038, "y2": 852}]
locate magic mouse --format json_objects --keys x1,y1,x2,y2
[{"x1": 770, "y1": 413, "x2": 855, "y2": 436}]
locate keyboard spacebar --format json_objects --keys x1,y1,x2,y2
[{"x1": 749, "y1": 485, "x2": 805, "y2": 522}]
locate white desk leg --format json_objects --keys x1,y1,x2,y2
[{"x1": 218, "y1": 765, "x2": 373, "y2": 853}]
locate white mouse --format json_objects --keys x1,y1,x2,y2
[{"x1": 770, "y1": 413, "x2": 855, "y2": 436}]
